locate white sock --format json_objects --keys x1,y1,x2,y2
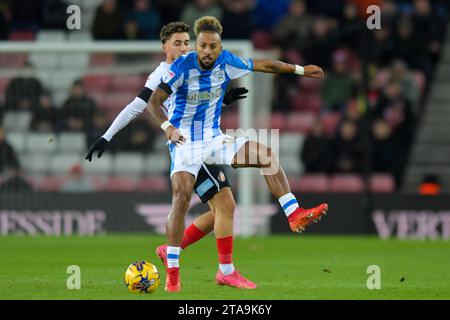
[
  {"x1": 279, "y1": 193, "x2": 299, "y2": 217},
  {"x1": 167, "y1": 246, "x2": 181, "y2": 268},
  {"x1": 219, "y1": 263, "x2": 235, "y2": 275}
]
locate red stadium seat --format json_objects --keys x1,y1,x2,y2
[
  {"x1": 112, "y1": 75, "x2": 145, "y2": 92},
  {"x1": 270, "y1": 113, "x2": 287, "y2": 131},
  {"x1": 101, "y1": 176, "x2": 138, "y2": 192},
  {"x1": 283, "y1": 49, "x2": 303, "y2": 66},
  {"x1": 0, "y1": 53, "x2": 27, "y2": 68},
  {"x1": 295, "y1": 174, "x2": 330, "y2": 193},
  {"x1": 9, "y1": 31, "x2": 35, "y2": 41},
  {"x1": 89, "y1": 92, "x2": 108, "y2": 110},
  {"x1": 285, "y1": 112, "x2": 316, "y2": 134},
  {"x1": 90, "y1": 53, "x2": 116, "y2": 67},
  {"x1": 0, "y1": 77, "x2": 11, "y2": 96},
  {"x1": 83, "y1": 74, "x2": 113, "y2": 92},
  {"x1": 137, "y1": 176, "x2": 169, "y2": 192},
  {"x1": 291, "y1": 93, "x2": 322, "y2": 113},
  {"x1": 369, "y1": 174, "x2": 395, "y2": 193},
  {"x1": 104, "y1": 92, "x2": 133, "y2": 111},
  {"x1": 251, "y1": 30, "x2": 273, "y2": 50},
  {"x1": 297, "y1": 77, "x2": 323, "y2": 94},
  {"x1": 330, "y1": 174, "x2": 365, "y2": 193},
  {"x1": 34, "y1": 176, "x2": 66, "y2": 192},
  {"x1": 221, "y1": 112, "x2": 239, "y2": 130},
  {"x1": 321, "y1": 112, "x2": 341, "y2": 137}
]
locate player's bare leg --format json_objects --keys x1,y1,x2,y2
[
  {"x1": 209, "y1": 187, "x2": 256, "y2": 289},
  {"x1": 232, "y1": 141, "x2": 328, "y2": 233},
  {"x1": 164, "y1": 171, "x2": 196, "y2": 292}
]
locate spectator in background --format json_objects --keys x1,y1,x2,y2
[
  {"x1": 59, "y1": 80, "x2": 98, "y2": 132},
  {"x1": 301, "y1": 17, "x2": 335, "y2": 69},
  {"x1": 180, "y1": 0, "x2": 222, "y2": 28},
  {"x1": 41, "y1": 0, "x2": 68, "y2": 30},
  {"x1": 125, "y1": 0, "x2": 161, "y2": 40},
  {"x1": 92, "y1": 0, "x2": 125, "y2": 40},
  {"x1": 113, "y1": 118, "x2": 155, "y2": 153},
  {"x1": 0, "y1": 0, "x2": 11, "y2": 39},
  {"x1": 5, "y1": 66, "x2": 44, "y2": 111},
  {"x1": 30, "y1": 91, "x2": 57, "y2": 132},
  {"x1": 154, "y1": 0, "x2": 185, "y2": 25},
  {"x1": 301, "y1": 118, "x2": 332, "y2": 173},
  {"x1": 389, "y1": 60, "x2": 420, "y2": 108},
  {"x1": 332, "y1": 119, "x2": 363, "y2": 173},
  {"x1": 321, "y1": 49, "x2": 357, "y2": 112},
  {"x1": 10, "y1": 0, "x2": 41, "y2": 32},
  {"x1": 273, "y1": 0, "x2": 313, "y2": 49},
  {"x1": 221, "y1": 0, "x2": 253, "y2": 39},
  {"x1": 0, "y1": 165, "x2": 33, "y2": 192},
  {"x1": 368, "y1": 25, "x2": 395, "y2": 67},
  {"x1": 61, "y1": 163, "x2": 95, "y2": 192},
  {"x1": 370, "y1": 118, "x2": 396, "y2": 174},
  {"x1": 252, "y1": 0, "x2": 290, "y2": 31},
  {"x1": 0, "y1": 126, "x2": 20, "y2": 175},
  {"x1": 86, "y1": 111, "x2": 109, "y2": 148},
  {"x1": 339, "y1": 1, "x2": 364, "y2": 51}
]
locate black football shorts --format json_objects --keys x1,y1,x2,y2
[{"x1": 194, "y1": 164, "x2": 231, "y2": 203}]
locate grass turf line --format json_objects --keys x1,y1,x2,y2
[{"x1": 0, "y1": 234, "x2": 449, "y2": 300}]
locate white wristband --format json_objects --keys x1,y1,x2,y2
[
  {"x1": 160, "y1": 120, "x2": 173, "y2": 132},
  {"x1": 294, "y1": 65, "x2": 305, "y2": 75}
]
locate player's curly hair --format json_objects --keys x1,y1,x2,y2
[
  {"x1": 193, "y1": 16, "x2": 223, "y2": 37},
  {"x1": 160, "y1": 21, "x2": 191, "y2": 44}
]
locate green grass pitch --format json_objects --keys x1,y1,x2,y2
[{"x1": 0, "y1": 234, "x2": 449, "y2": 300}]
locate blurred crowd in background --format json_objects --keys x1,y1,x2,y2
[{"x1": 0, "y1": 0, "x2": 449, "y2": 193}]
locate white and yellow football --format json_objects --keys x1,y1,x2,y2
[{"x1": 124, "y1": 261, "x2": 160, "y2": 293}]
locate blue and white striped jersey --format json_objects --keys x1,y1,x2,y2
[{"x1": 161, "y1": 49, "x2": 253, "y2": 141}]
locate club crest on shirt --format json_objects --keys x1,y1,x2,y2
[
  {"x1": 215, "y1": 70, "x2": 225, "y2": 82},
  {"x1": 218, "y1": 171, "x2": 226, "y2": 182},
  {"x1": 162, "y1": 70, "x2": 175, "y2": 83}
]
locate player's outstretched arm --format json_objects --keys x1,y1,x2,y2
[
  {"x1": 252, "y1": 59, "x2": 325, "y2": 79},
  {"x1": 147, "y1": 85, "x2": 185, "y2": 145}
]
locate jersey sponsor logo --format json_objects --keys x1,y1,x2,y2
[
  {"x1": 187, "y1": 88, "x2": 223, "y2": 102},
  {"x1": 218, "y1": 171, "x2": 226, "y2": 182},
  {"x1": 162, "y1": 70, "x2": 175, "y2": 83}
]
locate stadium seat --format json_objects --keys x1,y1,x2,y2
[
  {"x1": 221, "y1": 112, "x2": 239, "y2": 130},
  {"x1": 59, "y1": 53, "x2": 90, "y2": 69},
  {"x1": 89, "y1": 53, "x2": 116, "y2": 67},
  {"x1": 21, "y1": 153, "x2": 51, "y2": 175},
  {"x1": 112, "y1": 75, "x2": 145, "y2": 91},
  {"x1": 113, "y1": 153, "x2": 145, "y2": 176},
  {"x1": 49, "y1": 153, "x2": 82, "y2": 175},
  {"x1": 8, "y1": 31, "x2": 35, "y2": 41},
  {"x1": 137, "y1": 176, "x2": 169, "y2": 192},
  {"x1": 251, "y1": 30, "x2": 273, "y2": 49},
  {"x1": 82, "y1": 154, "x2": 113, "y2": 175},
  {"x1": 6, "y1": 132, "x2": 27, "y2": 154},
  {"x1": 25, "y1": 133, "x2": 57, "y2": 153},
  {"x1": 279, "y1": 133, "x2": 304, "y2": 156},
  {"x1": 145, "y1": 154, "x2": 169, "y2": 174},
  {"x1": 29, "y1": 53, "x2": 60, "y2": 68},
  {"x1": 101, "y1": 176, "x2": 138, "y2": 192},
  {"x1": 0, "y1": 77, "x2": 11, "y2": 96},
  {"x1": 280, "y1": 155, "x2": 303, "y2": 175},
  {"x1": 36, "y1": 30, "x2": 66, "y2": 42},
  {"x1": 34, "y1": 175, "x2": 66, "y2": 192},
  {"x1": 283, "y1": 49, "x2": 303, "y2": 66},
  {"x1": 83, "y1": 74, "x2": 113, "y2": 92},
  {"x1": 297, "y1": 77, "x2": 323, "y2": 94},
  {"x1": 67, "y1": 31, "x2": 93, "y2": 42},
  {"x1": 292, "y1": 93, "x2": 322, "y2": 113},
  {"x1": 321, "y1": 112, "x2": 341, "y2": 137},
  {"x1": 2, "y1": 111, "x2": 32, "y2": 132},
  {"x1": 330, "y1": 174, "x2": 365, "y2": 193},
  {"x1": 270, "y1": 113, "x2": 287, "y2": 131},
  {"x1": 104, "y1": 92, "x2": 133, "y2": 111},
  {"x1": 285, "y1": 112, "x2": 316, "y2": 134},
  {"x1": 369, "y1": 174, "x2": 395, "y2": 193},
  {"x1": 0, "y1": 53, "x2": 27, "y2": 68},
  {"x1": 57, "y1": 133, "x2": 87, "y2": 153},
  {"x1": 297, "y1": 174, "x2": 330, "y2": 193}
]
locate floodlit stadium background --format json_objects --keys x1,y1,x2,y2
[{"x1": 1, "y1": 0, "x2": 450, "y2": 239}]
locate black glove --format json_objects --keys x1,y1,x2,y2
[
  {"x1": 223, "y1": 87, "x2": 248, "y2": 105},
  {"x1": 85, "y1": 137, "x2": 109, "y2": 161}
]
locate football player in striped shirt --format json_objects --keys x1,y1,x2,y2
[
  {"x1": 85, "y1": 22, "x2": 252, "y2": 290},
  {"x1": 147, "y1": 16, "x2": 328, "y2": 292}
]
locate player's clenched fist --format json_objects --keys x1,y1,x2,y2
[
  {"x1": 303, "y1": 65, "x2": 325, "y2": 79},
  {"x1": 165, "y1": 126, "x2": 185, "y2": 146}
]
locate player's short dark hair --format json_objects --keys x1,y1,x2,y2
[
  {"x1": 193, "y1": 16, "x2": 223, "y2": 37},
  {"x1": 160, "y1": 21, "x2": 191, "y2": 44}
]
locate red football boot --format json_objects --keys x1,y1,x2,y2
[
  {"x1": 155, "y1": 244, "x2": 168, "y2": 268},
  {"x1": 288, "y1": 203, "x2": 328, "y2": 233},
  {"x1": 165, "y1": 267, "x2": 181, "y2": 292},
  {"x1": 216, "y1": 270, "x2": 257, "y2": 289}
]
